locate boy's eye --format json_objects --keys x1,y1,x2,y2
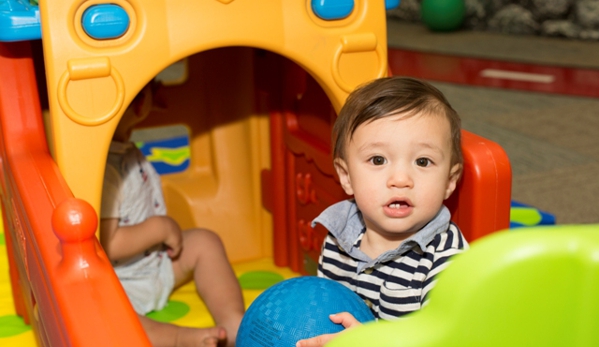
[
  {"x1": 415, "y1": 158, "x2": 431, "y2": 167},
  {"x1": 370, "y1": 156, "x2": 387, "y2": 165}
]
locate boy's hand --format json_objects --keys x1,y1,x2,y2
[
  {"x1": 158, "y1": 216, "x2": 183, "y2": 259},
  {"x1": 295, "y1": 312, "x2": 361, "y2": 347},
  {"x1": 100, "y1": 215, "x2": 185, "y2": 262}
]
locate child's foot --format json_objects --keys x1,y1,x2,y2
[{"x1": 175, "y1": 326, "x2": 226, "y2": 347}]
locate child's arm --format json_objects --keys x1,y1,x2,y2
[
  {"x1": 295, "y1": 312, "x2": 361, "y2": 347},
  {"x1": 100, "y1": 215, "x2": 183, "y2": 262}
]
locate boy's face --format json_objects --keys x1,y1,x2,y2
[{"x1": 334, "y1": 112, "x2": 461, "y2": 241}]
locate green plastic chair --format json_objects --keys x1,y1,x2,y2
[{"x1": 328, "y1": 225, "x2": 599, "y2": 347}]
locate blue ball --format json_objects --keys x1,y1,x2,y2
[{"x1": 236, "y1": 276, "x2": 375, "y2": 347}]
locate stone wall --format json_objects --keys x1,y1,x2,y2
[{"x1": 388, "y1": 0, "x2": 599, "y2": 40}]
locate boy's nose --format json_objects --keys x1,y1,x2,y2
[{"x1": 387, "y1": 168, "x2": 414, "y2": 188}]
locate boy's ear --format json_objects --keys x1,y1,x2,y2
[
  {"x1": 334, "y1": 158, "x2": 354, "y2": 196},
  {"x1": 444, "y1": 163, "x2": 462, "y2": 200}
]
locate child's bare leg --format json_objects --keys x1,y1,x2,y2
[
  {"x1": 138, "y1": 314, "x2": 226, "y2": 347},
  {"x1": 172, "y1": 229, "x2": 245, "y2": 347}
]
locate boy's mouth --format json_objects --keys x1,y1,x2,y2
[
  {"x1": 387, "y1": 199, "x2": 412, "y2": 209},
  {"x1": 384, "y1": 198, "x2": 413, "y2": 218}
]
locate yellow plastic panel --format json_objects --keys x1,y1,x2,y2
[{"x1": 39, "y1": 0, "x2": 389, "y2": 255}]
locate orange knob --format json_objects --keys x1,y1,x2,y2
[{"x1": 51, "y1": 198, "x2": 97, "y2": 244}]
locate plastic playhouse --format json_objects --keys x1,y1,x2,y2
[{"x1": 0, "y1": 1, "x2": 512, "y2": 346}]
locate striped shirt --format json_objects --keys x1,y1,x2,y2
[{"x1": 313, "y1": 200, "x2": 468, "y2": 320}]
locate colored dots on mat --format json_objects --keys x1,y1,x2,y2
[
  {"x1": 238, "y1": 271, "x2": 284, "y2": 290},
  {"x1": 0, "y1": 315, "x2": 31, "y2": 337},
  {"x1": 145, "y1": 300, "x2": 190, "y2": 323}
]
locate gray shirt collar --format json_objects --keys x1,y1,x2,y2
[{"x1": 312, "y1": 200, "x2": 451, "y2": 270}]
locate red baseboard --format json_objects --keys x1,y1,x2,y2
[{"x1": 388, "y1": 48, "x2": 599, "y2": 98}]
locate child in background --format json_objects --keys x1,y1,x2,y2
[
  {"x1": 100, "y1": 83, "x2": 244, "y2": 347},
  {"x1": 297, "y1": 77, "x2": 469, "y2": 347}
]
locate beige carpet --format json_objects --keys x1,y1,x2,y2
[{"x1": 387, "y1": 20, "x2": 599, "y2": 225}]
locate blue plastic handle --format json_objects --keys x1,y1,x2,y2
[
  {"x1": 81, "y1": 4, "x2": 129, "y2": 40},
  {"x1": 311, "y1": 0, "x2": 354, "y2": 21}
]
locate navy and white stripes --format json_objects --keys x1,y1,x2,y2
[{"x1": 317, "y1": 222, "x2": 467, "y2": 320}]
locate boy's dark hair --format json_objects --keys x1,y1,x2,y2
[{"x1": 332, "y1": 77, "x2": 463, "y2": 168}]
